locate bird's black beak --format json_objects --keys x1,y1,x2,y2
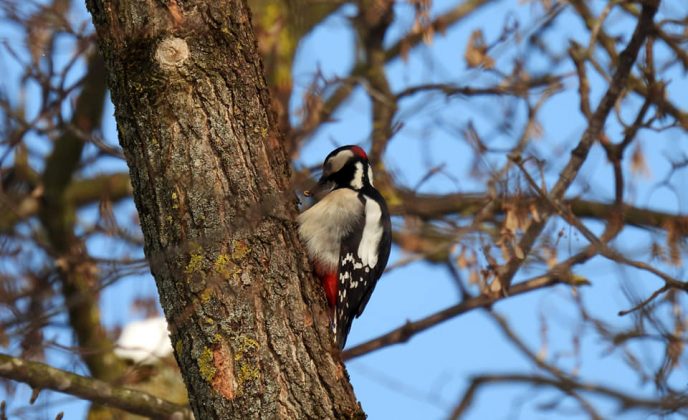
[{"x1": 304, "y1": 176, "x2": 334, "y2": 199}]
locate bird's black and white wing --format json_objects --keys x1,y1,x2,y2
[{"x1": 334, "y1": 192, "x2": 391, "y2": 348}]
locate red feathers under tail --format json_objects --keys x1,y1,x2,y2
[{"x1": 313, "y1": 263, "x2": 337, "y2": 310}]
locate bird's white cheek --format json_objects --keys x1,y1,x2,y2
[{"x1": 350, "y1": 162, "x2": 364, "y2": 190}]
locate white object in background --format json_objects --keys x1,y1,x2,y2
[{"x1": 115, "y1": 316, "x2": 173, "y2": 364}]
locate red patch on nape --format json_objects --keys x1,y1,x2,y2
[{"x1": 351, "y1": 146, "x2": 368, "y2": 160}]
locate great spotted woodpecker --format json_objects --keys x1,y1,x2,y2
[{"x1": 298, "y1": 145, "x2": 392, "y2": 349}]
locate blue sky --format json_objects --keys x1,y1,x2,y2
[
  {"x1": 293, "y1": 1, "x2": 687, "y2": 419},
  {"x1": 1, "y1": 0, "x2": 687, "y2": 419}
]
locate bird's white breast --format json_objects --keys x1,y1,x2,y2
[{"x1": 298, "y1": 189, "x2": 362, "y2": 271}]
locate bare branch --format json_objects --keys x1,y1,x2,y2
[
  {"x1": 450, "y1": 373, "x2": 688, "y2": 419},
  {"x1": 496, "y1": 0, "x2": 660, "y2": 291},
  {"x1": 1, "y1": 173, "x2": 132, "y2": 231},
  {"x1": 395, "y1": 75, "x2": 562, "y2": 100},
  {"x1": 342, "y1": 265, "x2": 589, "y2": 361},
  {"x1": 515, "y1": 156, "x2": 688, "y2": 293},
  {"x1": 0, "y1": 353, "x2": 191, "y2": 419},
  {"x1": 570, "y1": 0, "x2": 688, "y2": 130},
  {"x1": 392, "y1": 190, "x2": 688, "y2": 231}
]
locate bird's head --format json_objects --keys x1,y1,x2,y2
[{"x1": 305, "y1": 145, "x2": 373, "y2": 198}]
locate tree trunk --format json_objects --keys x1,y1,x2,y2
[{"x1": 85, "y1": 0, "x2": 362, "y2": 417}]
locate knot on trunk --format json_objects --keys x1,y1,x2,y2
[{"x1": 155, "y1": 37, "x2": 189, "y2": 68}]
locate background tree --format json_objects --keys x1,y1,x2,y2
[{"x1": 0, "y1": 0, "x2": 687, "y2": 418}]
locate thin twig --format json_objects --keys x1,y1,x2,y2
[{"x1": 618, "y1": 284, "x2": 670, "y2": 316}]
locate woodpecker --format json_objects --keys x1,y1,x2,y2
[{"x1": 298, "y1": 145, "x2": 392, "y2": 349}]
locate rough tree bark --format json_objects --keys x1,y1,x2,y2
[{"x1": 85, "y1": 0, "x2": 362, "y2": 418}]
